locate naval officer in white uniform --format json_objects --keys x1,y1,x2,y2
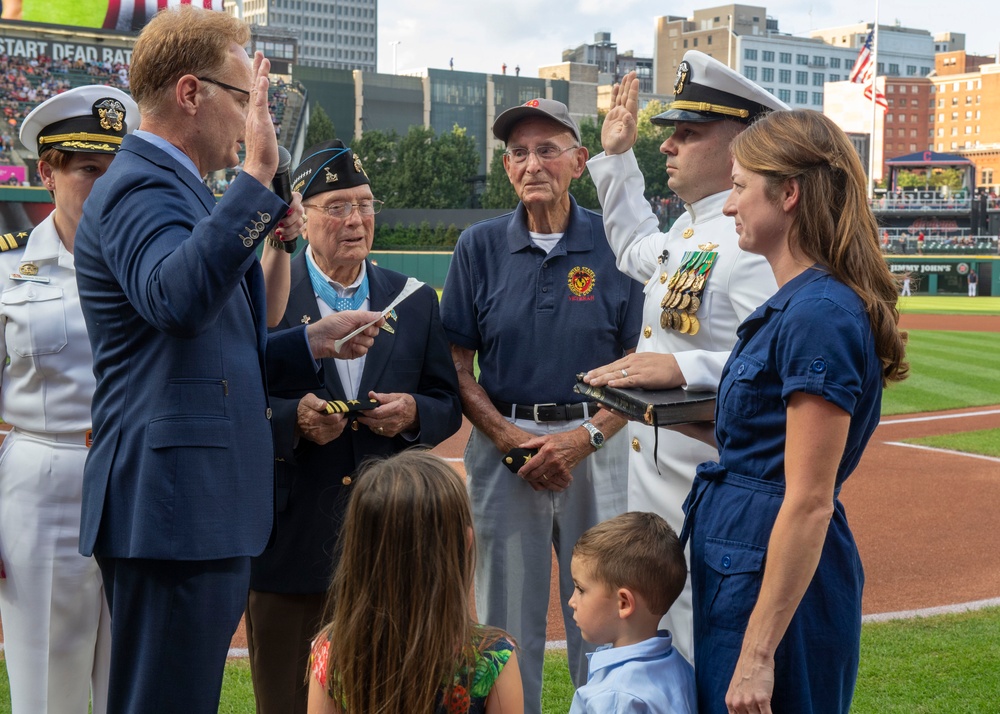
[
  {"x1": 584, "y1": 51, "x2": 787, "y2": 664},
  {"x1": 0, "y1": 85, "x2": 138, "y2": 714}
]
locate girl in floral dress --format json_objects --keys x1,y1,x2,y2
[{"x1": 307, "y1": 451, "x2": 524, "y2": 714}]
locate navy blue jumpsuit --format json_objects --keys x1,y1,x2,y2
[{"x1": 683, "y1": 267, "x2": 883, "y2": 713}]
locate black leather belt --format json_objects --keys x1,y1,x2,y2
[{"x1": 492, "y1": 400, "x2": 599, "y2": 422}]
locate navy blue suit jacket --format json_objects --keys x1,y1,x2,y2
[
  {"x1": 75, "y1": 134, "x2": 320, "y2": 561},
  {"x1": 250, "y1": 256, "x2": 461, "y2": 593}
]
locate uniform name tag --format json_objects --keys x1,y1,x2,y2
[{"x1": 9, "y1": 273, "x2": 50, "y2": 284}]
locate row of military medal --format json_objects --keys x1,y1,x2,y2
[{"x1": 660, "y1": 247, "x2": 719, "y2": 336}]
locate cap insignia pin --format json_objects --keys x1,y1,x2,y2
[
  {"x1": 94, "y1": 98, "x2": 125, "y2": 132},
  {"x1": 324, "y1": 168, "x2": 339, "y2": 184},
  {"x1": 682, "y1": 227, "x2": 694, "y2": 239},
  {"x1": 301, "y1": 315, "x2": 312, "y2": 324},
  {"x1": 674, "y1": 61, "x2": 690, "y2": 96}
]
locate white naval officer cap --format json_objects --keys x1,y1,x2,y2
[
  {"x1": 19, "y1": 84, "x2": 139, "y2": 157},
  {"x1": 652, "y1": 50, "x2": 789, "y2": 126}
]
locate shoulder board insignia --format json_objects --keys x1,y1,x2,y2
[{"x1": 0, "y1": 230, "x2": 30, "y2": 252}]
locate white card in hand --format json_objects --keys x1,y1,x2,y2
[{"x1": 333, "y1": 277, "x2": 424, "y2": 353}]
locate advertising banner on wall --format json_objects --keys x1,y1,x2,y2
[{"x1": 1, "y1": 0, "x2": 225, "y2": 33}]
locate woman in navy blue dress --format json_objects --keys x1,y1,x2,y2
[{"x1": 679, "y1": 110, "x2": 909, "y2": 714}]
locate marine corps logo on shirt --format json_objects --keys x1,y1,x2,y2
[{"x1": 567, "y1": 266, "x2": 596, "y2": 300}]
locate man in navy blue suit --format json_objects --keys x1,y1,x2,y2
[
  {"x1": 74, "y1": 8, "x2": 381, "y2": 713},
  {"x1": 245, "y1": 140, "x2": 463, "y2": 714}
]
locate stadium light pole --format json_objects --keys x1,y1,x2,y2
[{"x1": 390, "y1": 40, "x2": 401, "y2": 74}]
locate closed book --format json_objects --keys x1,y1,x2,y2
[{"x1": 573, "y1": 375, "x2": 716, "y2": 426}]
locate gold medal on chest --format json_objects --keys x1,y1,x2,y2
[{"x1": 682, "y1": 227, "x2": 694, "y2": 239}]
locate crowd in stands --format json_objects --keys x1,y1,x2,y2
[{"x1": 0, "y1": 53, "x2": 298, "y2": 185}]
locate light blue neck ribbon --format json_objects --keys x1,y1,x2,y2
[{"x1": 306, "y1": 251, "x2": 369, "y2": 311}]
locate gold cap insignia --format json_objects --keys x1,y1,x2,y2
[
  {"x1": 94, "y1": 98, "x2": 125, "y2": 132},
  {"x1": 698, "y1": 242, "x2": 718, "y2": 251},
  {"x1": 324, "y1": 167, "x2": 339, "y2": 184},
  {"x1": 674, "y1": 61, "x2": 690, "y2": 97},
  {"x1": 353, "y1": 155, "x2": 368, "y2": 178},
  {"x1": 682, "y1": 228, "x2": 694, "y2": 239}
]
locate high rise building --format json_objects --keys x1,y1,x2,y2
[
  {"x1": 225, "y1": 0, "x2": 377, "y2": 71},
  {"x1": 652, "y1": 4, "x2": 939, "y2": 112}
]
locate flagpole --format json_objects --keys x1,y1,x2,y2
[{"x1": 868, "y1": 0, "x2": 881, "y2": 200}]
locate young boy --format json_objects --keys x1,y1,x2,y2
[{"x1": 568, "y1": 512, "x2": 696, "y2": 713}]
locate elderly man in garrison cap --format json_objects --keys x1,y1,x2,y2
[
  {"x1": 440, "y1": 98, "x2": 644, "y2": 713},
  {"x1": 245, "y1": 139, "x2": 462, "y2": 714},
  {"x1": 582, "y1": 51, "x2": 788, "y2": 663}
]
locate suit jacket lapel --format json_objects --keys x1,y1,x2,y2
[
  {"x1": 357, "y1": 262, "x2": 396, "y2": 397},
  {"x1": 286, "y1": 254, "x2": 348, "y2": 400}
]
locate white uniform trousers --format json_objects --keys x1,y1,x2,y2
[
  {"x1": 465, "y1": 417, "x2": 628, "y2": 714},
  {"x1": 0, "y1": 430, "x2": 111, "y2": 714}
]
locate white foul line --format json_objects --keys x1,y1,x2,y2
[
  {"x1": 883, "y1": 441, "x2": 1000, "y2": 464},
  {"x1": 862, "y1": 597, "x2": 1000, "y2": 623},
  {"x1": 880, "y1": 408, "x2": 1000, "y2": 425}
]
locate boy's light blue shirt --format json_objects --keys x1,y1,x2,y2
[{"x1": 569, "y1": 630, "x2": 697, "y2": 714}]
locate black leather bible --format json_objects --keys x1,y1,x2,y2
[{"x1": 573, "y1": 374, "x2": 716, "y2": 426}]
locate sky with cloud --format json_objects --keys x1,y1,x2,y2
[{"x1": 376, "y1": 1, "x2": 992, "y2": 77}]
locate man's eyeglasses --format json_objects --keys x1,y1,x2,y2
[
  {"x1": 504, "y1": 145, "x2": 580, "y2": 164},
  {"x1": 302, "y1": 199, "x2": 384, "y2": 218},
  {"x1": 197, "y1": 77, "x2": 251, "y2": 98}
]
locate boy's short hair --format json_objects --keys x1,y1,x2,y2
[{"x1": 573, "y1": 512, "x2": 686, "y2": 617}]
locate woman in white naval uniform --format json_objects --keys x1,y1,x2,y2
[{"x1": 0, "y1": 85, "x2": 137, "y2": 714}]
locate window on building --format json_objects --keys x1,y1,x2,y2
[
  {"x1": 744, "y1": 66, "x2": 757, "y2": 80},
  {"x1": 795, "y1": 90, "x2": 808, "y2": 104},
  {"x1": 684, "y1": 39, "x2": 688, "y2": 48},
  {"x1": 778, "y1": 88, "x2": 791, "y2": 102},
  {"x1": 906, "y1": 65, "x2": 917, "y2": 76},
  {"x1": 921, "y1": 66, "x2": 931, "y2": 75},
  {"x1": 796, "y1": 54, "x2": 808, "y2": 65},
  {"x1": 780, "y1": 52, "x2": 791, "y2": 64},
  {"x1": 796, "y1": 71, "x2": 807, "y2": 84},
  {"x1": 982, "y1": 169, "x2": 993, "y2": 185},
  {"x1": 886, "y1": 128, "x2": 893, "y2": 138},
  {"x1": 829, "y1": 74, "x2": 839, "y2": 81},
  {"x1": 830, "y1": 57, "x2": 841, "y2": 68},
  {"x1": 812, "y1": 92, "x2": 823, "y2": 105},
  {"x1": 888, "y1": 63, "x2": 899, "y2": 75},
  {"x1": 910, "y1": 129, "x2": 917, "y2": 138},
  {"x1": 745, "y1": 48, "x2": 757, "y2": 60},
  {"x1": 693, "y1": 37, "x2": 699, "y2": 47},
  {"x1": 762, "y1": 50, "x2": 774, "y2": 62},
  {"x1": 707, "y1": 35, "x2": 713, "y2": 45},
  {"x1": 812, "y1": 73, "x2": 824, "y2": 86},
  {"x1": 762, "y1": 67, "x2": 774, "y2": 82},
  {"x1": 846, "y1": 59, "x2": 855, "y2": 71},
  {"x1": 812, "y1": 56, "x2": 825, "y2": 66},
  {"x1": 779, "y1": 69, "x2": 791, "y2": 83}
]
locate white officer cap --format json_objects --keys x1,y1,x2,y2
[
  {"x1": 653, "y1": 50, "x2": 789, "y2": 126},
  {"x1": 19, "y1": 85, "x2": 139, "y2": 156}
]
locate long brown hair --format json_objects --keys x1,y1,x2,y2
[
  {"x1": 319, "y1": 450, "x2": 483, "y2": 713},
  {"x1": 730, "y1": 109, "x2": 908, "y2": 385}
]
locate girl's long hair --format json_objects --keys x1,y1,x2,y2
[
  {"x1": 731, "y1": 109, "x2": 908, "y2": 385},
  {"x1": 319, "y1": 450, "x2": 481, "y2": 714}
]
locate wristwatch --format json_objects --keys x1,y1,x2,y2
[{"x1": 582, "y1": 421, "x2": 605, "y2": 450}]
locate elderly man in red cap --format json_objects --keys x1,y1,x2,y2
[{"x1": 440, "y1": 98, "x2": 644, "y2": 713}]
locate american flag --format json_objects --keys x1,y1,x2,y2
[{"x1": 850, "y1": 29, "x2": 888, "y2": 110}]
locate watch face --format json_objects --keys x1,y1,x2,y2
[{"x1": 592, "y1": 431, "x2": 605, "y2": 447}]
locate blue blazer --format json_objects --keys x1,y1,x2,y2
[
  {"x1": 75, "y1": 134, "x2": 320, "y2": 561},
  {"x1": 250, "y1": 256, "x2": 462, "y2": 593}
]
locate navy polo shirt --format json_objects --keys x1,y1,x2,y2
[{"x1": 441, "y1": 197, "x2": 644, "y2": 405}]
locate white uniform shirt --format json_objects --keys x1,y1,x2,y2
[{"x1": 0, "y1": 212, "x2": 95, "y2": 432}]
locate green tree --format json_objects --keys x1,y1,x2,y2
[
  {"x1": 480, "y1": 145, "x2": 518, "y2": 209},
  {"x1": 351, "y1": 129, "x2": 400, "y2": 203},
  {"x1": 569, "y1": 115, "x2": 602, "y2": 210},
  {"x1": 634, "y1": 100, "x2": 672, "y2": 201},
  {"x1": 304, "y1": 102, "x2": 336, "y2": 148},
  {"x1": 429, "y1": 125, "x2": 481, "y2": 208}
]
